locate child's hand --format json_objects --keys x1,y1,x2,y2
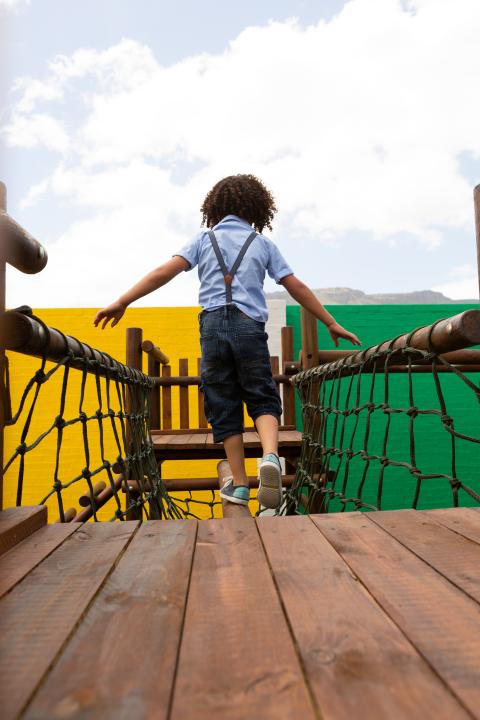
[
  {"x1": 93, "y1": 301, "x2": 126, "y2": 330},
  {"x1": 327, "y1": 322, "x2": 361, "y2": 347}
]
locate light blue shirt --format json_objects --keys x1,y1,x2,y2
[{"x1": 174, "y1": 215, "x2": 293, "y2": 322}]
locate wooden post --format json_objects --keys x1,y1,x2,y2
[
  {"x1": 300, "y1": 308, "x2": 319, "y2": 369},
  {"x1": 147, "y1": 353, "x2": 161, "y2": 430},
  {"x1": 162, "y1": 365, "x2": 172, "y2": 429},
  {"x1": 197, "y1": 358, "x2": 208, "y2": 428},
  {"x1": 179, "y1": 359, "x2": 189, "y2": 429},
  {"x1": 281, "y1": 326, "x2": 296, "y2": 427},
  {"x1": 125, "y1": 328, "x2": 142, "y2": 520},
  {"x1": 475, "y1": 185, "x2": 480, "y2": 298},
  {"x1": 217, "y1": 460, "x2": 251, "y2": 518},
  {"x1": 0, "y1": 182, "x2": 7, "y2": 509}
]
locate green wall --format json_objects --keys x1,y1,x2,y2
[{"x1": 286, "y1": 305, "x2": 480, "y2": 511}]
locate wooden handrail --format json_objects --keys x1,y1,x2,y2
[
  {"x1": 141, "y1": 340, "x2": 169, "y2": 365},
  {"x1": 0, "y1": 183, "x2": 48, "y2": 274}
]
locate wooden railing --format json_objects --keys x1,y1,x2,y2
[{"x1": 125, "y1": 325, "x2": 300, "y2": 431}]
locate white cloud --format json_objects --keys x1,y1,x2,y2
[
  {"x1": 433, "y1": 264, "x2": 479, "y2": 300},
  {"x1": 3, "y1": 0, "x2": 480, "y2": 306},
  {"x1": 0, "y1": 0, "x2": 29, "y2": 12}
]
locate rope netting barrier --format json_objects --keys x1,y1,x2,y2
[
  {"x1": 2, "y1": 308, "x2": 185, "y2": 521},
  {"x1": 285, "y1": 313, "x2": 480, "y2": 514}
]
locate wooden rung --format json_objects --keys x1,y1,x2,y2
[
  {"x1": 141, "y1": 340, "x2": 170, "y2": 365},
  {"x1": 125, "y1": 475, "x2": 296, "y2": 492},
  {"x1": 179, "y1": 359, "x2": 189, "y2": 429},
  {"x1": 78, "y1": 481, "x2": 107, "y2": 507}
]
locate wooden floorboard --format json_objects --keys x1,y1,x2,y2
[
  {"x1": 369, "y1": 509, "x2": 480, "y2": 605},
  {"x1": 257, "y1": 515, "x2": 470, "y2": 720},
  {"x1": 24, "y1": 520, "x2": 197, "y2": 720},
  {"x1": 170, "y1": 518, "x2": 316, "y2": 720},
  {"x1": 0, "y1": 522, "x2": 139, "y2": 720},
  {"x1": 427, "y1": 507, "x2": 480, "y2": 545},
  {"x1": 0, "y1": 506, "x2": 47, "y2": 556},
  {"x1": 0, "y1": 522, "x2": 80, "y2": 599},
  {"x1": 313, "y1": 512, "x2": 480, "y2": 719}
]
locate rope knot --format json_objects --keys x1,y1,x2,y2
[
  {"x1": 95, "y1": 409, "x2": 103, "y2": 420},
  {"x1": 34, "y1": 369, "x2": 46, "y2": 383},
  {"x1": 107, "y1": 408, "x2": 115, "y2": 418},
  {"x1": 441, "y1": 414, "x2": 454, "y2": 427},
  {"x1": 82, "y1": 468, "x2": 91, "y2": 480},
  {"x1": 55, "y1": 415, "x2": 66, "y2": 429},
  {"x1": 53, "y1": 480, "x2": 63, "y2": 491},
  {"x1": 79, "y1": 412, "x2": 88, "y2": 423},
  {"x1": 406, "y1": 407, "x2": 418, "y2": 418},
  {"x1": 16, "y1": 442, "x2": 27, "y2": 456}
]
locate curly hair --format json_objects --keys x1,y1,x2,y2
[{"x1": 200, "y1": 174, "x2": 277, "y2": 233}]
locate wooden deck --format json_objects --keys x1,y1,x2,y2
[
  {"x1": 152, "y1": 428, "x2": 302, "y2": 461},
  {"x1": 1, "y1": 507, "x2": 480, "y2": 719}
]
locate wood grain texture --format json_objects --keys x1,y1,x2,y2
[
  {"x1": 427, "y1": 507, "x2": 480, "y2": 545},
  {"x1": 258, "y1": 515, "x2": 470, "y2": 720},
  {"x1": 0, "y1": 505, "x2": 47, "y2": 556},
  {"x1": 0, "y1": 521, "x2": 138, "y2": 720},
  {"x1": 24, "y1": 521, "x2": 197, "y2": 720},
  {"x1": 0, "y1": 522, "x2": 79, "y2": 598},
  {"x1": 369, "y1": 509, "x2": 480, "y2": 605},
  {"x1": 313, "y1": 511, "x2": 480, "y2": 718},
  {"x1": 170, "y1": 519, "x2": 315, "y2": 720}
]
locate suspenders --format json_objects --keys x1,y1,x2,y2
[{"x1": 208, "y1": 229, "x2": 257, "y2": 304}]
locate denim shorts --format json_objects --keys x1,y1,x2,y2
[{"x1": 199, "y1": 305, "x2": 282, "y2": 443}]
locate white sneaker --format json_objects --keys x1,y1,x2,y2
[{"x1": 257, "y1": 454, "x2": 282, "y2": 509}]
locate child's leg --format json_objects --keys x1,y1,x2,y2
[
  {"x1": 223, "y1": 433, "x2": 249, "y2": 486},
  {"x1": 255, "y1": 413, "x2": 279, "y2": 456}
]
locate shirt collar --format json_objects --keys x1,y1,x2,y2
[{"x1": 216, "y1": 214, "x2": 253, "y2": 229}]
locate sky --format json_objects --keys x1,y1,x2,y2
[{"x1": 1, "y1": 0, "x2": 480, "y2": 308}]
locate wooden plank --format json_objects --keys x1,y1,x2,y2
[
  {"x1": 162, "y1": 365, "x2": 172, "y2": 429},
  {"x1": 179, "y1": 358, "x2": 189, "y2": 429},
  {"x1": 0, "y1": 506, "x2": 47, "y2": 556},
  {"x1": 312, "y1": 512, "x2": 480, "y2": 717},
  {"x1": 369, "y1": 509, "x2": 480, "y2": 605},
  {"x1": 147, "y1": 353, "x2": 161, "y2": 430},
  {"x1": 0, "y1": 523, "x2": 79, "y2": 598},
  {"x1": 281, "y1": 326, "x2": 296, "y2": 427},
  {"x1": 24, "y1": 520, "x2": 197, "y2": 720},
  {"x1": 427, "y1": 507, "x2": 480, "y2": 545},
  {"x1": 197, "y1": 357, "x2": 208, "y2": 428},
  {"x1": 170, "y1": 519, "x2": 315, "y2": 720},
  {"x1": 258, "y1": 515, "x2": 470, "y2": 720},
  {"x1": 0, "y1": 521, "x2": 138, "y2": 720}
]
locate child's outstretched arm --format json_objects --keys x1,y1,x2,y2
[
  {"x1": 280, "y1": 275, "x2": 361, "y2": 347},
  {"x1": 93, "y1": 256, "x2": 189, "y2": 329}
]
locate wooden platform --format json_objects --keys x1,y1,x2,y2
[
  {"x1": 1, "y1": 507, "x2": 480, "y2": 719},
  {"x1": 152, "y1": 428, "x2": 302, "y2": 461}
]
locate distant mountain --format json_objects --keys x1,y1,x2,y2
[{"x1": 266, "y1": 287, "x2": 479, "y2": 305}]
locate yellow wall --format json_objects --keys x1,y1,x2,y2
[{"x1": 4, "y1": 307, "x2": 259, "y2": 520}]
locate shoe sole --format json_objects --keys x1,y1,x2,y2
[
  {"x1": 257, "y1": 462, "x2": 282, "y2": 509},
  {"x1": 219, "y1": 491, "x2": 250, "y2": 506}
]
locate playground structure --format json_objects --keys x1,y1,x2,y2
[{"x1": 2, "y1": 182, "x2": 480, "y2": 718}]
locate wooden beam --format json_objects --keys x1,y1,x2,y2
[
  {"x1": 179, "y1": 359, "x2": 189, "y2": 429},
  {"x1": 141, "y1": 339, "x2": 169, "y2": 365},
  {"x1": 300, "y1": 307, "x2": 318, "y2": 369}
]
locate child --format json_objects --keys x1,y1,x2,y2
[{"x1": 94, "y1": 174, "x2": 360, "y2": 509}]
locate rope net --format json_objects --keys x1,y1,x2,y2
[
  {"x1": 2, "y1": 311, "x2": 185, "y2": 521},
  {"x1": 285, "y1": 334, "x2": 480, "y2": 514}
]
